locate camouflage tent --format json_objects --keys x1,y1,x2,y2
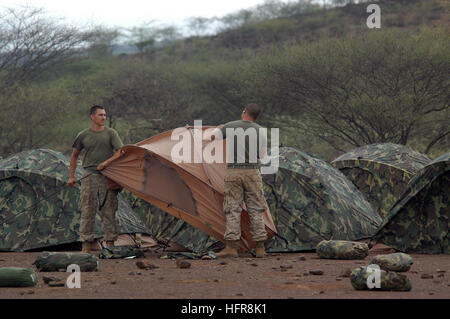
[
  {"x1": 374, "y1": 152, "x2": 449, "y2": 254},
  {"x1": 331, "y1": 143, "x2": 431, "y2": 221},
  {"x1": 121, "y1": 190, "x2": 222, "y2": 253},
  {"x1": 0, "y1": 149, "x2": 150, "y2": 252},
  {"x1": 263, "y1": 147, "x2": 382, "y2": 252}
]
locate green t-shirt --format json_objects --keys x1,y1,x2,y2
[
  {"x1": 220, "y1": 120, "x2": 267, "y2": 167},
  {"x1": 72, "y1": 127, "x2": 123, "y2": 170}
]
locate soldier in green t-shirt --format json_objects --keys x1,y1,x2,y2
[
  {"x1": 214, "y1": 103, "x2": 268, "y2": 258},
  {"x1": 67, "y1": 105, "x2": 124, "y2": 254}
]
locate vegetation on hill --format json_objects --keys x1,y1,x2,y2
[{"x1": 0, "y1": 0, "x2": 448, "y2": 161}]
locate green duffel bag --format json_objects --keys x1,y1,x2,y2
[
  {"x1": 350, "y1": 266, "x2": 412, "y2": 291},
  {"x1": 370, "y1": 253, "x2": 413, "y2": 272},
  {"x1": 99, "y1": 246, "x2": 145, "y2": 259},
  {"x1": 33, "y1": 252, "x2": 99, "y2": 272},
  {"x1": 316, "y1": 240, "x2": 369, "y2": 260},
  {"x1": 0, "y1": 267, "x2": 38, "y2": 287}
]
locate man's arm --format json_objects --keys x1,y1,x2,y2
[
  {"x1": 67, "y1": 148, "x2": 80, "y2": 187},
  {"x1": 97, "y1": 149, "x2": 125, "y2": 171},
  {"x1": 259, "y1": 145, "x2": 267, "y2": 159}
]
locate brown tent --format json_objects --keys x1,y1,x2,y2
[{"x1": 101, "y1": 126, "x2": 277, "y2": 251}]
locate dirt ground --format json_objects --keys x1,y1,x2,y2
[{"x1": 0, "y1": 244, "x2": 448, "y2": 300}]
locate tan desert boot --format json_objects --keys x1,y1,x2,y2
[
  {"x1": 255, "y1": 241, "x2": 265, "y2": 258},
  {"x1": 216, "y1": 240, "x2": 239, "y2": 258}
]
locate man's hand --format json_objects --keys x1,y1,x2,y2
[
  {"x1": 67, "y1": 177, "x2": 76, "y2": 187},
  {"x1": 97, "y1": 161, "x2": 108, "y2": 171},
  {"x1": 98, "y1": 149, "x2": 124, "y2": 171}
]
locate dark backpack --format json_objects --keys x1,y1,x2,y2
[{"x1": 33, "y1": 252, "x2": 99, "y2": 272}]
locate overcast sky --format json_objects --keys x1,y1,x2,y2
[{"x1": 0, "y1": 0, "x2": 294, "y2": 28}]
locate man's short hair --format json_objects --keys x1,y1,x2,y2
[
  {"x1": 245, "y1": 103, "x2": 261, "y2": 120},
  {"x1": 90, "y1": 105, "x2": 105, "y2": 116}
]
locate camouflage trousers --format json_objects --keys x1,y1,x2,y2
[
  {"x1": 223, "y1": 169, "x2": 267, "y2": 242},
  {"x1": 79, "y1": 172, "x2": 118, "y2": 242}
]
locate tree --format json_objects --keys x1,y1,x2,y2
[
  {"x1": 251, "y1": 29, "x2": 449, "y2": 153},
  {"x1": 125, "y1": 21, "x2": 158, "y2": 52},
  {"x1": 181, "y1": 60, "x2": 254, "y2": 125},
  {"x1": 125, "y1": 22, "x2": 182, "y2": 52},
  {"x1": 253, "y1": 0, "x2": 285, "y2": 21},
  {"x1": 330, "y1": 0, "x2": 370, "y2": 6},
  {"x1": 98, "y1": 57, "x2": 193, "y2": 143},
  {"x1": 155, "y1": 26, "x2": 183, "y2": 45},
  {"x1": 0, "y1": 6, "x2": 98, "y2": 157},
  {"x1": 86, "y1": 26, "x2": 122, "y2": 57},
  {"x1": 0, "y1": 83, "x2": 76, "y2": 156},
  {"x1": 220, "y1": 9, "x2": 254, "y2": 31},
  {"x1": 186, "y1": 17, "x2": 213, "y2": 37},
  {"x1": 0, "y1": 6, "x2": 97, "y2": 88}
]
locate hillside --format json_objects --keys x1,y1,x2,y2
[
  {"x1": 0, "y1": 0, "x2": 448, "y2": 161},
  {"x1": 150, "y1": 0, "x2": 449, "y2": 62}
]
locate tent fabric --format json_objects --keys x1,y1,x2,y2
[
  {"x1": 165, "y1": 218, "x2": 224, "y2": 253},
  {"x1": 263, "y1": 147, "x2": 382, "y2": 252},
  {"x1": 92, "y1": 234, "x2": 158, "y2": 251},
  {"x1": 120, "y1": 190, "x2": 223, "y2": 253},
  {"x1": 101, "y1": 126, "x2": 277, "y2": 251},
  {"x1": 374, "y1": 152, "x2": 450, "y2": 254},
  {"x1": 331, "y1": 143, "x2": 431, "y2": 221},
  {"x1": 120, "y1": 190, "x2": 180, "y2": 241},
  {"x1": 0, "y1": 149, "x2": 150, "y2": 252}
]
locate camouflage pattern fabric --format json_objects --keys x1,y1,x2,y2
[
  {"x1": 332, "y1": 143, "x2": 431, "y2": 173},
  {"x1": 121, "y1": 190, "x2": 223, "y2": 253},
  {"x1": 223, "y1": 169, "x2": 267, "y2": 242},
  {"x1": 374, "y1": 152, "x2": 450, "y2": 254},
  {"x1": 99, "y1": 246, "x2": 145, "y2": 259},
  {"x1": 370, "y1": 253, "x2": 413, "y2": 272},
  {"x1": 332, "y1": 143, "x2": 431, "y2": 221},
  {"x1": 0, "y1": 148, "x2": 84, "y2": 180},
  {"x1": 79, "y1": 173, "x2": 118, "y2": 242},
  {"x1": 0, "y1": 267, "x2": 38, "y2": 287},
  {"x1": 350, "y1": 266, "x2": 412, "y2": 291},
  {"x1": 167, "y1": 220, "x2": 224, "y2": 253},
  {"x1": 337, "y1": 165, "x2": 411, "y2": 221},
  {"x1": 0, "y1": 149, "x2": 150, "y2": 252},
  {"x1": 316, "y1": 240, "x2": 369, "y2": 260},
  {"x1": 121, "y1": 190, "x2": 180, "y2": 241},
  {"x1": 33, "y1": 251, "x2": 99, "y2": 272},
  {"x1": 263, "y1": 147, "x2": 382, "y2": 252}
]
